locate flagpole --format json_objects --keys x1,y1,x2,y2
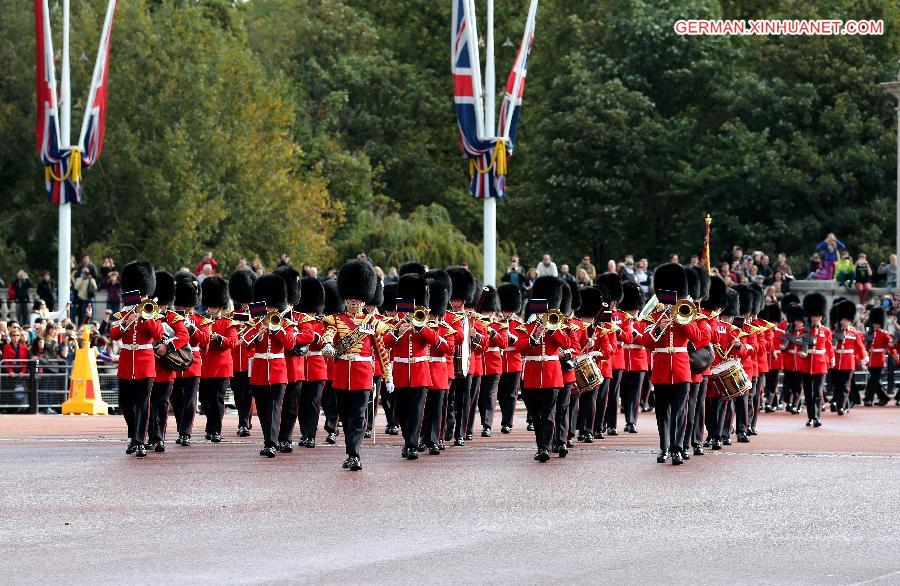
[
  {"x1": 58, "y1": 0, "x2": 72, "y2": 314},
  {"x1": 483, "y1": 0, "x2": 497, "y2": 286}
]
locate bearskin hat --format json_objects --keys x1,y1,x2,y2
[
  {"x1": 427, "y1": 278, "x2": 450, "y2": 318},
  {"x1": 228, "y1": 269, "x2": 257, "y2": 306},
  {"x1": 653, "y1": 263, "x2": 688, "y2": 298},
  {"x1": 323, "y1": 279, "x2": 344, "y2": 315},
  {"x1": 723, "y1": 288, "x2": 740, "y2": 318},
  {"x1": 399, "y1": 261, "x2": 427, "y2": 277},
  {"x1": 869, "y1": 307, "x2": 886, "y2": 327},
  {"x1": 560, "y1": 281, "x2": 574, "y2": 315},
  {"x1": 398, "y1": 273, "x2": 429, "y2": 307},
  {"x1": 173, "y1": 271, "x2": 199, "y2": 308},
  {"x1": 749, "y1": 283, "x2": 765, "y2": 315},
  {"x1": 761, "y1": 303, "x2": 781, "y2": 324},
  {"x1": 575, "y1": 286, "x2": 607, "y2": 319},
  {"x1": 478, "y1": 285, "x2": 500, "y2": 313},
  {"x1": 595, "y1": 272, "x2": 623, "y2": 304},
  {"x1": 685, "y1": 266, "x2": 701, "y2": 301},
  {"x1": 298, "y1": 277, "x2": 325, "y2": 314},
  {"x1": 530, "y1": 275, "x2": 563, "y2": 310},
  {"x1": 465, "y1": 278, "x2": 482, "y2": 308},
  {"x1": 380, "y1": 282, "x2": 398, "y2": 313},
  {"x1": 370, "y1": 279, "x2": 384, "y2": 308},
  {"x1": 121, "y1": 260, "x2": 155, "y2": 297},
  {"x1": 337, "y1": 260, "x2": 376, "y2": 303},
  {"x1": 253, "y1": 273, "x2": 288, "y2": 310},
  {"x1": 695, "y1": 266, "x2": 711, "y2": 300},
  {"x1": 447, "y1": 266, "x2": 475, "y2": 302},
  {"x1": 618, "y1": 281, "x2": 642, "y2": 312},
  {"x1": 201, "y1": 276, "x2": 229, "y2": 309},
  {"x1": 734, "y1": 285, "x2": 754, "y2": 316},
  {"x1": 700, "y1": 276, "x2": 727, "y2": 312},
  {"x1": 786, "y1": 302, "x2": 805, "y2": 323},
  {"x1": 802, "y1": 292, "x2": 827, "y2": 319},
  {"x1": 834, "y1": 299, "x2": 856, "y2": 323},
  {"x1": 567, "y1": 280, "x2": 582, "y2": 313},
  {"x1": 497, "y1": 283, "x2": 522, "y2": 314},
  {"x1": 423, "y1": 269, "x2": 452, "y2": 299},
  {"x1": 780, "y1": 293, "x2": 800, "y2": 316},
  {"x1": 273, "y1": 265, "x2": 301, "y2": 307},
  {"x1": 152, "y1": 270, "x2": 176, "y2": 306}
]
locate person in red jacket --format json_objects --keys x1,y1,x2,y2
[
  {"x1": 296, "y1": 277, "x2": 328, "y2": 448},
  {"x1": 363, "y1": 280, "x2": 387, "y2": 439},
  {"x1": 477, "y1": 285, "x2": 506, "y2": 438},
  {"x1": 247, "y1": 274, "x2": 296, "y2": 457},
  {"x1": 171, "y1": 272, "x2": 211, "y2": 446},
  {"x1": 619, "y1": 282, "x2": 647, "y2": 434},
  {"x1": 463, "y1": 284, "x2": 488, "y2": 441},
  {"x1": 764, "y1": 299, "x2": 790, "y2": 412},
  {"x1": 680, "y1": 266, "x2": 712, "y2": 459},
  {"x1": 724, "y1": 285, "x2": 758, "y2": 444},
  {"x1": 444, "y1": 266, "x2": 476, "y2": 446},
  {"x1": 320, "y1": 280, "x2": 345, "y2": 445},
  {"x1": 199, "y1": 276, "x2": 239, "y2": 444},
  {"x1": 513, "y1": 276, "x2": 570, "y2": 462},
  {"x1": 321, "y1": 261, "x2": 393, "y2": 471},
  {"x1": 378, "y1": 281, "x2": 401, "y2": 436},
  {"x1": 2, "y1": 329, "x2": 29, "y2": 407},
  {"x1": 704, "y1": 287, "x2": 749, "y2": 450},
  {"x1": 574, "y1": 285, "x2": 614, "y2": 443},
  {"x1": 801, "y1": 292, "x2": 834, "y2": 427},
  {"x1": 146, "y1": 271, "x2": 190, "y2": 453},
  {"x1": 228, "y1": 269, "x2": 257, "y2": 437},
  {"x1": 829, "y1": 299, "x2": 867, "y2": 415},
  {"x1": 421, "y1": 273, "x2": 456, "y2": 455},
  {"x1": 781, "y1": 302, "x2": 807, "y2": 415},
  {"x1": 551, "y1": 280, "x2": 580, "y2": 456},
  {"x1": 635, "y1": 263, "x2": 707, "y2": 465},
  {"x1": 596, "y1": 272, "x2": 626, "y2": 437},
  {"x1": 496, "y1": 283, "x2": 523, "y2": 435},
  {"x1": 864, "y1": 307, "x2": 893, "y2": 406},
  {"x1": 110, "y1": 261, "x2": 164, "y2": 457}
]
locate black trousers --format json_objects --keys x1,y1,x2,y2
[
  {"x1": 705, "y1": 396, "x2": 727, "y2": 440},
  {"x1": 422, "y1": 389, "x2": 446, "y2": 448},
  {"x1": 299, "y1": 380, "x2": 326, "y2": 439},
  {"x1": 654, "y1": 382, "x2": 689, "y2": 455},
  {"x1": 729, "y1": 386, "x2": 749, "y2": 435},
  {"x1": 523, "y1": 387, "x2": 558, "y2": 452},
  {"x1": 602, "y1": 369, "x2": 624, "y2": 431},
  {"x1": 231, "y1": 371, "x2": 252, "y2": 430},
  {"x1": 568, "y1": 387, "x2": 580, "y2": 439},
  {"x1": 447, "y1": 375, "x2": 471, "y2": 440},
  {"x1": 366, "y1": 376, "x2": 382, "y2": 432},
  {"x1": 591, "y1": 377, "x2": 611, "y2": 434},
  {"x1": 749, "y1": 375, "x2": 764, "y2": 429},
  {"x1": 552, "y1": 383, "x2": 572, "y2": 450},
  {"x1": 830, "y1": 369, "x2": 852, "y2": 412},
  {"x1": 680, "y1": 381, "x2": 700, "y2": 451},
  {"x1": 580, "y1": 379, "x2": 605, "y2": 434},
  {"x1": 621, "y1": 370, "x2": 644, "y2": 427},
  {"x1": 781, "y1": 370, "x2": 801, "y2": 408},
  {"x1": 277, "y1": 380, "x2": 302, "y2": 443},
  {"x1": 640, "y1": 371, "x2": 654, "y2": 408},
  {"x1": 465, "y1": 375, "x2": 482, "y2": 436},
  {"x1": 478, "y1": 374, "x2": 500, "y2": 430},
  {"x1": 764, "y1": 369, "x2": 781, "y2": 407},
  {"x1": 396, "y1": 386, "x2": 428, "y2": 449},
  {"x1": 252, "y1": 383, "x2": 286, "y2": 449},
  {"x1": 321, "y1": 381, "x2": 340, "y2": 434},
  {"x1": 497, "y1": 372, "x2": 520, "y2": 428},
  {"x1": 171, "y1": 376, "x2": 200, "y2": 437},
  {"x1": 119, "y1": 378, "x2": 153, "y2": 444},
  {"x1": 802, "y1": 373, "x2": 825, "y2": 421},
  {"x1": 336, "y1": 389, "x2": 369, "y2": 457},
  {"x1": 864, "y1": 367, "x2": 889, "y2": 403},
  {"x1": 381, "y1": 379, "x2": 399, "y2": 427},
  {"x1": 148, "y1": 380, "x2": 173, "y2": 444},
  {"x1": 690, "y1": 378, "x2": 708, "y2": 447},
  {"x1": 199, "y1": 377, "x2": 228, "y2": 436}
]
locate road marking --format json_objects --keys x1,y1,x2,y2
[{"x1": 848, "y1": 568, "x2": 900, "y2": 585}]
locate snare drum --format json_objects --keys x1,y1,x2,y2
[
  {"x1": 573, "y1": 355, "x2": 603, "y2": 397},
  {"x1": 709, "y1": 359, "x2": 751, "y2": 400}
]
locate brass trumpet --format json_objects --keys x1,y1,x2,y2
[
  {"x1": 409, "y1": 306, "x2": 430, "y2": 328},
  {"x1": 540, "y1": 309, "x2": 566, "y2": 331},
  {"x1": 673, "y1": 298, "x2": 700, "y2": 325}
]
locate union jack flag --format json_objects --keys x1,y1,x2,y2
[{"x1": 78, "y1": 0, "x2": 117, "y2": 168}]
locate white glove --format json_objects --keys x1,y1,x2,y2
[
  {"x1": 385, "y1": 382, "x2": 395, "y2": 394},
  {"x1": 322, "y1": 343, "x2": 336, "y2": 358}
]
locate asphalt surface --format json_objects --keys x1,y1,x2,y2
[{"x1": 1, "y1": 407, "x2": 900, "y2": 585}]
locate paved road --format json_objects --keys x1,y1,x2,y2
[{"x1": 1, "y1": 408, "x2": 899, "y2": 585}]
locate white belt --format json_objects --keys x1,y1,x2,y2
[
  {"x1": 871, "y1": 349, "x2": 885, "y2": 353},
  {"x1": 835, "y1": 349, "x2": 854, "y2": 354},
  {"x1": 504, "y1": 347, "x2": 517, "y2": 352},
  {"x1": 307, "y1": 351, "x2": 323, "y2": 356},
  {"x1": 653, "y1": 347, "x2": 688, "y2": 354},
  {"x1": 485, "y1": 347, "x2": 502, "y2": 352},
  {"x1": 623, "y1": 344, "x2": 643, "y2": 350},
  {"x1": 429, "y1": 357, "x2": 447, "y2": 363},
  {"x1": 190, "y1": 346, "x2": 200, "y2": 352},
  {"x1": 254, "y1": 352, "x2": 284, "y2": 360},
  {"x1": 809, "y1": 349, "x2": 826, "y2": 355},
  {"x1": 393, "y1": 357, "x2": 430, "y2": 364},
  {"x1": 121, "y1": 344, "x2": 153, "y2": 351},
  {"x1": 586, "y1": 351, "x2": 602, "y2": 358},
  {"x1": 337, "y1": 354, "x2": 374, "y2": 363},
  {"x1": 524, "y1": 355, "x2": 559, "y2": 362}
]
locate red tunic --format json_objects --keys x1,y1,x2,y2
[
  {"x1": 201, "y1": 316, "x2": 239, "y2": 379},
  {"x1": 636, "y1": 318, "x2": 705, "y2": 385},
  {"x1": 285, "y1": 311, "x2": 318, "y2": 384},
  {"x1": 175, "y1": 313, "x2": 211, "y2": 379},
  {"x1": 232, "y1": 321, "x2": 252, "y2": 375},
  {"x1": 501, "y1": 317, "x2": 523, "y2": 375},
  {"x1": 153, "y1": 310, "x2": 190, "y2": 383},
  {"x1": 248, "y1": 325, "x2": 295, "y2": 386},
  {"x1": 302, "y1": 316, "x2": 329, "y2": 382},
  {"x1": 483, "y1": 320, "x2": 508, "y2": 376},
  {"x1": 514, "y1": 321, "x2": 571, "y2": 389},
  {"x1": 323, "y1": 313, "x2": 393, "y2": 390},
  {"x1": 110, "y1": 314, "x2": 165, "y2": 380},
  {"x1": 623, "y1": 315, "x2": 649, "y2": 372},
  {"x1": 467, "y1": 318, "x2": 488, "y2": 377},
  {"x1": 832, "y1": 326, "x2": 866, "y2": 371},
  {"x1": 608, "y1": 309, "x2": 627, "y2": 370},
  {"x1": 690, "y1": 317, "x2": 713, "y2": 384},
  {"x1": 384, "y1": 323, "x2": 446, "y2": 388},
  {"x1": 706, "y1": 319, "x2": 750, "y2": 398},
  {"x1": 770, "y1": 320, "x2": 788, "y2": 371},
  {"x1": 428, "y1": 320, "x2": 456, "y2": 390},
  {"x1": 868, "y1": 329, "x2": 893, "y2": 368},
  {"x1": 800, "y1": 324, "x2": 834, "y2": 376}
]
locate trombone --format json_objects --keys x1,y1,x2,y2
[
  {"x1": 121, "y1": 298, "x2": 161, "y2": 331},
  {"x1": 241, "y1": 308, "x2": 294, "y2": 345},
  {"x1": 540, "y1": 309, "x2": 566, "y2": 331}
]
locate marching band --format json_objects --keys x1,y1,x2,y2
[{"x1": 111, "y1": 257, "x2": 885, "y2": 469}]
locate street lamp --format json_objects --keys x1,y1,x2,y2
[{"x1": 880, "y1": 71, "x2": 900, "y2": 270}]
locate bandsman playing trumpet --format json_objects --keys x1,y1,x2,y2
[
  {"x1": 595, "y1": 272, "x2": 626, "y2": 438},
  {"x1": 551, "y1": 280, "x2": 580, "y2": 457},
  {"x1": 444, "y1": 266, "x2": 477, "y2": 447},
  {"x1": 679, "y1": 266, "x2": 712, "y2": 461},
  {"x1": 619, "y1": 281, "x2": 647, "y2": 435},
  {"x1": 171, "y1": 272, "x2": 211, "y2": 446},
  {"x1": 227, "y1": 269, "x2": 257, "y2": 437},
  {"x1": 421, "y1": 272, "x2": 456, "y2": 455},
  {"x1": 296, "y1": 276, "x2": 329, "y2": 448},
  {"x1": 463, "y1": 283, "x2": 489, "y2": 441}
]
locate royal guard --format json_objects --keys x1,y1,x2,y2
[
  {"x1": 619, "y1": 281, "x2": 646, "y2": 434},
  {"x1": 463, "y1": 280, "x2": 488, "y2": 441},
  {"x1": 496, "y1": 283, "x2": 523, "y2": 435},
  {"x1": 725, "y1": 285, "x2": 757, "y2": 444},
  {"x1": 198, "y1": 276, "x2": 239, "y2": 444},
  {"x1": 680, "y1": 266, "x2": 712, "y2": 459},
  {"x1": 864, "y1": 307, "x2": 893, "y2": 406},
  {"x1": 764, "y1": 300, "x2": 789, "y2": 412},
  {"x1": 296, "y1": 276, "x2": 328, "y2": 448},
  {"x1": 551, "y1": 280, "x2": 580, "y2": 457},
  {"x1": 320, "y1": 280, "x2": 344, "y2": 445},
  {"x1": 800, "y1": 292, "x2": 834, "y2": 428},
  {"x1": 246, "y1": 274, "x2": 296, "y2": 457},
  {"x1": 476, "y1": 285, "x2": 506, "y2": 438},
  {"x1": 635, "y1": 263, "x2": 707, "y2": 465},
  {"x1": 379, "y1": 281, "x2": 401, "y2": 435},
  {"x1": 704, "y1": 287, "x2": 748, "y2": 450},
  {"x1": 321, "y1": 260, "x2": 393, "y2": 471},
  {"x1": 573, "y1": 285, "x2": 613, "y2": 443},
  {"x1": 421, "y1": 273, "x2": 456, "y2": 454},
  {"x1": 146, "y1": 270, "x2": 190, "y2": 453},
  {"x1": 444, "y1": 266, "x2": 476, "y2": 446},
  {"x1": 747, "y1": 284, "x2": 771, "y2": 435},
  {"x1": 780, "y1": 302, "x2": 808, "y2": 415},
  {"x1": 110, "y1": 261, "x2": 164, "y2": 457},
  {"x1": 595, "y1": 272, "x2": 626, "y2": 437},
  {"x1": 364, "y1": 280, "x2": 386, "y2": 439},
  {"x1": 228, "y1": 269, "x2": 257, "y2": 437},
  {"x1": 830, "y1": 299, "x2": 866, "y2": 415},
  {"x1": 170, "y1": 272, "x2": 211, "y2": 445}
]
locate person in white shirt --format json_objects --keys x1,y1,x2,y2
[{"x1": 535, "y1": 254, "x2": 558, "y2": 277}]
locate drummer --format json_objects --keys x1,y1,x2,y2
[{"x1": 704, "y1": 284, "x2": 748, "y2": 450}]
